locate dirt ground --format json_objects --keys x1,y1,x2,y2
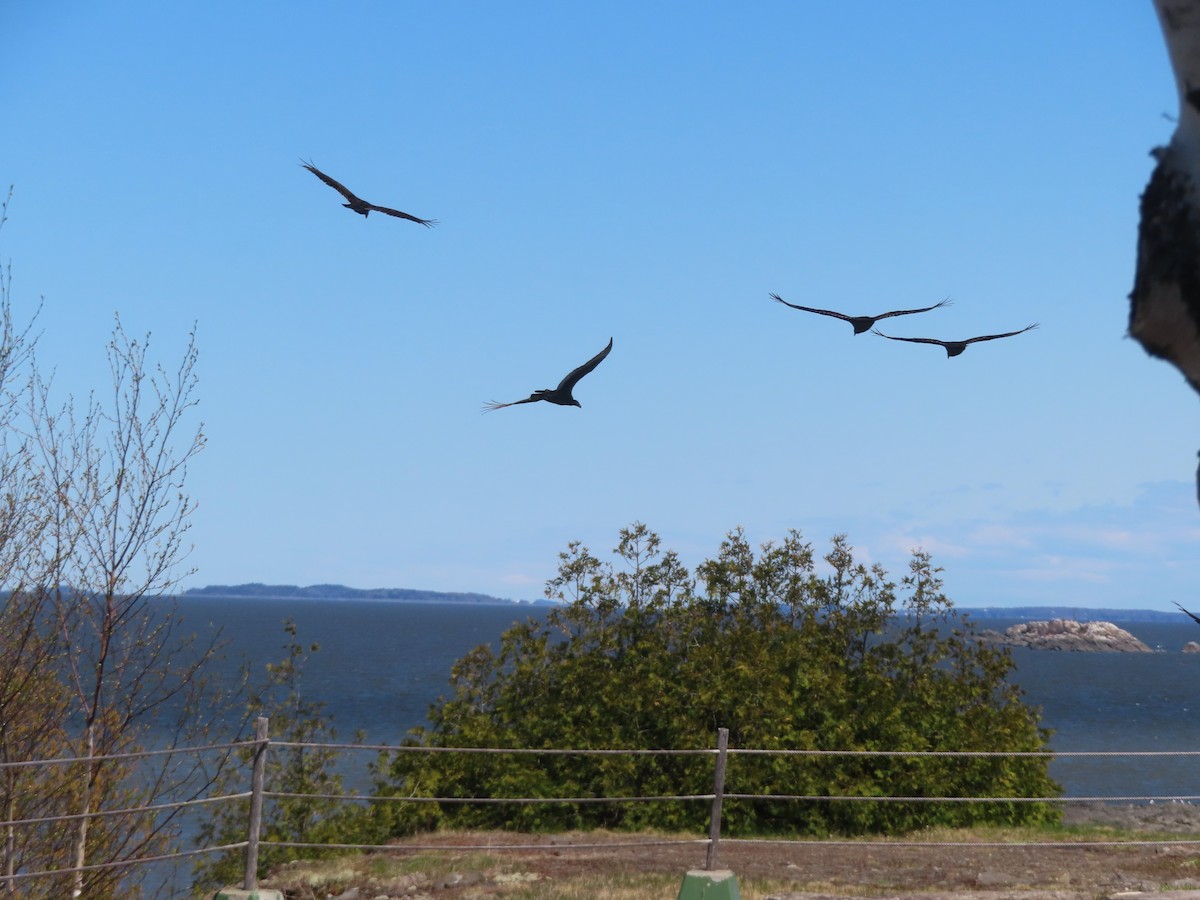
[{"x1": 263, "y1": 804, "x2": 1200, "y2": 899}]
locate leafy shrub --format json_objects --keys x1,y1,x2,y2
[{"x1": 376, "y1": 524, "x2": 1059, "y2": 837}]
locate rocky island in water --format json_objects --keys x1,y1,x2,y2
[{"x1": 980, "y1": 619, "x2": 1154, "y2": 652}]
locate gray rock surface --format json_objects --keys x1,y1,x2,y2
[{"x1": 981, "y1": 619, "x2": 1153, "y2": 652}]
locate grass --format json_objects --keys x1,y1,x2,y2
[
  {"x1": 364, "y1": 850, "x2": 506, "y2": 878},
  {"x1": 501, "y1": 872, "x2": 679, "y2": 900},
  {"x1": 195, "y1": 821, "x2": 1200, "y2": 899},
  {"x1": 249, "y1": 854, "x2": 797, "y2": 900},
  {"x1": 215, "y1": 829, "x2": 796, "y2": 899}
]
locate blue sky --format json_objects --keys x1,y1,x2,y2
[{"x1": 3, "y1": 2, "x2": 1197, "y2": 610}]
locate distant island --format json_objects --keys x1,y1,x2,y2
[
  {"x1": 979, "y1": 619, "x2": 1154, "y2": 652},
  {"x1": 181, "y1": 583, "x2": 555, "y2": 605}
]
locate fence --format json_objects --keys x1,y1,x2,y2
[{"x1": 6, "y1": 718, "x2": 1200, "y2": 894}]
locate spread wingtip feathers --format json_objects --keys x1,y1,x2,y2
[{"x1": 301, "y1": 159, "x2": 437, "y2": 227}]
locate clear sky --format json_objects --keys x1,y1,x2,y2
[{"x1": 3, "y1": 2, "x2": 1197, "y2": 610}]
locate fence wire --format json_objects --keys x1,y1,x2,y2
[
  {"x1": 8, "y1": 734, "x2": 1200, "y2": 892},
  {"x1": 272, "y1": 739, "x2": 716, "y2": 755},
  {"x1": 0, "y1": 842, "x2": 248, "y2": 885},
  {"x1": 265, "y1": 789, "x2": 716, "y2": 804},
  {"x1": 723, "y1": 792, "x2": 1200, "y2": 804},
  {"x1": 0, "y1": 738, "x2": 248, "y2": 770},
  {"x1": 0, "y1": 790, "x2": 251, "y2": 830}
]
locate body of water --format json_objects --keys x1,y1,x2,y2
[
  {"x1": 122, "y1": 600, "x2": 1200, "y2": 895},
  {"x1": 168, "y1": 599, "x2": 1200, "y2": 801},
  {"x1": 996, "y1": 619, "x2": 1200, "y2": 801},
  {"x1": 179, "y1": 597, "x2": 533, "y2": 747}
]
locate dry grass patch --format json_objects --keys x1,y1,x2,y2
[{"x1": 200, "y1": 820, "x2": 1200, "y2": 899}]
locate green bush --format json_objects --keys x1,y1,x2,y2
[
  {"x1": 375, "y1": 524, "x2": 1059, "y2": 837},
  {"x1": 193, "y1": 620, "x2": 366, "y2": 891}
]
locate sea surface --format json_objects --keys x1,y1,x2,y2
[
  {"x1": 164, "y1": 597, "x2": 1200, "y2": 802},
  {"x1": 127, "y1": 599, "x2": 1200, "y2": 895}
]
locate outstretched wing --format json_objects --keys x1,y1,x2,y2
[
  {"x1": 482, "y1": 396, "x2": 539, "y2": 413},
  {"x1": 300, "y1": 160, "x2": 361, "y2": 204},
  {"x1": 365, "y1": 203, "x2": 439, "y2": 227},
  {"x1": 1175, "y1": 602, "x2": 1200, "y2": 627},
  {"x1": 557, "y1": 337, "x2": 614, "y2": 393},
  {"x1": 873, "y1": 298, "x2": 953, "y2": 321},
  {"x1": 962, "y1": 323, "x2": 1040, "y2": 345},
  {"x1": 770, "y1": 294, "x2": 852, "y2": 322},
  {"x1": 872, "y1": 329, "x2": 947, "y2": 347}
]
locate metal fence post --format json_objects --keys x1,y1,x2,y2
[
  {"x1": 243, "y1": 716, "x2": 270, "y2": 891},
  {"x1": 705, "y1": 727, "x2": 729, "y2": 871}
]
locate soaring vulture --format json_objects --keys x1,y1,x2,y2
[
  {"x1": 301, "y1": 160, "x2": 437, "y2": 226},
  {"x1": 770, "y1": 293, "x2": 951, "y2": 334},
  {"x1": 873, "y1": 323, "x2": 1039, "y2": 357},
  {"x1": 1175, "y1": 601, "x2": 1200, "y2": 627},
  {"x1": 484, "y1": 338, "x2": 613, "y2": 412}
]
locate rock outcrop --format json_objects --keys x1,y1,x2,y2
[{"x1": 981, "y1": 619, "x2": 1153, "y2": 652}]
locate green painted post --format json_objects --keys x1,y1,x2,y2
[
  {"x1": 676, "y1": 868, "x2": 741, "y2": 900},
  {"x1": 212, "y1": 889, "x2": 284, "y2": 900}
]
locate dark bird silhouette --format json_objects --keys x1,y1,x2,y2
[
  {"x1": 483, "y1": 338, "x2": 613, "y2": 412},
  {"x1": 872, "y1": 323, "x2": 1039, "y2": 357},
  {"x1": 770, "y1": 293, "x2": 951, "y2": 334},
  {"x1": 300, "y1": 160, "x2": 437, "y2": 226},
  {"x1": 1176, "y1": 601, "x2": 1200, "y2": 627}
]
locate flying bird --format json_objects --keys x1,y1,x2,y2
[
  {"x1": 483, "y1": 338, "x2": 613, "y2": 412},
  {"x1": 1176, "y1": 602, "x2": 1200, "y2": 627},
  {"x1": 300, "y1": 160, "x2": 437, "y2": 226},
  {"x1": 872, "y1": 323, "x2": 1039, "y2": 357},
  {"x1": 770, "y1": 294, "x2": 951, "y2": 334}
]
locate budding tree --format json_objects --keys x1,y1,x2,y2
[
  {"x1": 30, "y1": 319, "x2": 214, "y2": 898},
  {"x1": 0, "y1": 191, "x2": 238, "y2": 898}
]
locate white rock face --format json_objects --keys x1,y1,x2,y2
[{"x1": 985, "y1": 619, "x2": 1153, "y2": 653}]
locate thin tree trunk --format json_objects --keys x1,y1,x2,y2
[
  {"x1": 2, "y1": 723, "x2": 12, "y2": 898},
  {"x1": 70, "y1": 723, "x2": 95, "y2": 899},
  {"x1": 4, "y1": 777, "x2": 13, "y2": 898}
]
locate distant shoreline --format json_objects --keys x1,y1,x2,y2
[
  {"x1": 176, "y1": 585, "x2": 1189, "y2": 620},
  {"x1": 178, "y1": 593, "x2": 550, "y2": 606},
  {"x1": 179, "y1": 583, "x2": 555, "y2": 606}
]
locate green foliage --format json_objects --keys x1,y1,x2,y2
[
  {"x1": 193, "y1": 619, "x2": 363, "y2": 891},
  {"x1": 378, "y1": 524, "x2": 1059, "y2": 838}
]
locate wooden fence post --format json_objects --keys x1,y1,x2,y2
[
  {"x1": 243, "y1": 716, "x2": 269, "y2": 891},
  {"x1": 705, "y1": 727, "x2": 729, "y2": 871}
]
